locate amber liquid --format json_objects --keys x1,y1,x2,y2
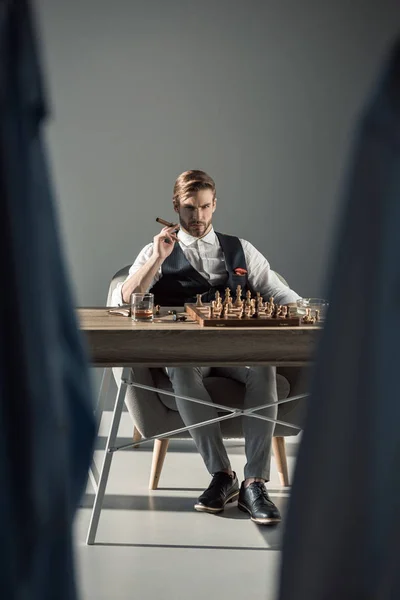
[{"x1": 132, "y1": 309, "x2": 153, "y2": 322}]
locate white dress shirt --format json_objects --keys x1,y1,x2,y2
[{"x1": 111, "y1": 227, "x2": 300, "y2": 306}]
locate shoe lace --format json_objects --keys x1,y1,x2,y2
[{"x1": 251, "y1": 482, "x2": 270, "y2": 502}]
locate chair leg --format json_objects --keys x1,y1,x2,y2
[
  {"x1": 272, "y1": 436, "x2": 290, "y2": 487},
  {"x1": 149, "y1": 438, "x2": 170, "y2": 490},
  {"x1": 133, "y1": 426, "x2": 142, "y2": 448}
]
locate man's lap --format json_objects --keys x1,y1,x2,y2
[{"x1": 165, "y1": 366, "x2": 274, "y2": 385}]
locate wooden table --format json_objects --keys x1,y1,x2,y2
[
  {"x1": 78, "y1": 308, "x2": 320, "y2": 367},
  {"x1": 78, "y1": 308, "x2": 320, "y2": 544}
]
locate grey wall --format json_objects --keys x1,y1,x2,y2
[{"x1": 37, "y1": 0, "x2": 400, "y2": 304}]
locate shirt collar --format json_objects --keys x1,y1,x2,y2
[{"x1": 178, "y1": 226, "x2": 217, "y2": 247}]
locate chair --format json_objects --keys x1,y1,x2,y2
[{"x1": 107, "y1": 266, "x2": 308, "y2": 489}]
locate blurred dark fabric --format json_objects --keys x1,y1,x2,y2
[
  {"x1": 0, "y1": 1, "x2": 95, "y2": 598},
  {"x1": 279, "y1": 37, "x2": 400, "y2": 600}
]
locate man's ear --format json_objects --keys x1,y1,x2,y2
[
  {"x1": 212, "y1": 197, "x2": 217, "y2": 213},
  {"x1": 173, "y1": 201, "x2": 179, "y2": 213}
]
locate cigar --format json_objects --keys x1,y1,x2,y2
[{"x1": 156, "y1": 217, "x2": 176, "y2": 228}]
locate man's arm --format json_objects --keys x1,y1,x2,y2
[
  {"x1": 115, "y1": 224, "x2": 179, "y2": 305},
  {"x1": 241, "y1": 240, "x2": 301, "y2": 305},
  {"x1": 109, "y1": 244, "x2": 155, "y2": 306},
  {"x1": 120, "y1": 252, "x2": 163, "y2": 303}
]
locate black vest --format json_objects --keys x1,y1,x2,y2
[{"x1": 150, "y1": 232, "x2": 253, "y2": 306}]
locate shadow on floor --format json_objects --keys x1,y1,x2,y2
[
  {"x1": 217, "y1": 495, "x2": 288, "y2": 550},
  {"x1": 158, "y1": 487, "x2": 205, "y2": 492},
  {"x1": 82, "y1": 489, "x2": 289, "y2": 512},
  {"x1": 88, "y1": 541, "x2": 277, "y2": 551},
  {"x1": 81, "y1": 493, "x2": 198, "y2": 511}
]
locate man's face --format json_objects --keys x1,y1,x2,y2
[{"x1": 174, "y1": 189, "x2": 216, "y2": 238}]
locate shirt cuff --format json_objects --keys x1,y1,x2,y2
[{"x1": 110, "y1": 282, "x2": 124, "y2": 307}]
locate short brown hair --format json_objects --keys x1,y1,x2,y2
[{"x1": 173, "y1": 170, "x2": 216, "y2": 205}]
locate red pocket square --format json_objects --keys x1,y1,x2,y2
[{"x1": 234, "y1": 267, "x2": 247, "y2": 275}]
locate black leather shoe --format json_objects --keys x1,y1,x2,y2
[
  {"x1": 238, "y1": 482, "x2": 281, "y2": 525},
  {"x1": 194, "y1": 472, "x2": 239, "y2": 513}
]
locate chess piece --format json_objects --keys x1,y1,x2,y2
[
  {"x1": 196, "y1": 294, "x2": 203, "y2": 307},
  {"x1": 285, "y1": 306, "x2": 291, "y2": 319},
  {"x1": 235, "y1": 285, "x2": 242, "y2": 307},
  {"x1": 280, "y1": 306, "x2": 288, "y2": 318},
  {"x1": 223, "y1": 287, "x2": 231, "y2": 307},
  {"x1": 155, "y1": 305, "x2": 161, "y2": 316},
  {"x1": 214, "y1": 300, "x2": 223, "y2": 318},
  {"x1": 252, "y1": 302, "x2": 260, "y2": 318},
  {"x1": 272, "y1": 303, "x2": 280, "y2": 318},
  {"x1": 245, "y1": 290, "x2": 252, "y2": 309},
  {"x1": 315, "y1": 309, "x2": 320, "y2": 322},
  {"x1": 302, "y1": 308, "x2": 315, "y2": 324},
  {"x1": 244, "y1": 303, "x2": 251, "y2": 318},
  {"x1": 210, "y1": 300, "x2": 216, "y2": 318},
  {"x1": 215, "y1": 290, "x2": 221, "y2": 305}
]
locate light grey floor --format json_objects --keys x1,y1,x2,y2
[{"x1": 74, "y1": 411, "x2": 299, "y2": 600}]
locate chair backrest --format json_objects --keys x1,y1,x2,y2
[
  {"x1": 107, "y1": 266, "x2": 289, "y2": 306},
  {"x1": 107, "y1": 265, "x2": 131, "y2": 306}
]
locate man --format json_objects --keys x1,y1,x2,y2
[{"x1": 112, "y1": 170, "x2": 300, "y2": 525}]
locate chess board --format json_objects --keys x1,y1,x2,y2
[{"x1": 185, "y1": 303, "x2": 302, "y2": 327}]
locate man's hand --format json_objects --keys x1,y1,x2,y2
[{"x1": 152, "y1": 225, "x2": 179, "y2": 261}]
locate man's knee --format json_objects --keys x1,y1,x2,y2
[
  {"x1": 167, "y1": 367, "x2": 204, "y2": 386},
  {"x1": 246, "y1": 366, "x2": 276, "y2": 383},
  {"x1": 245, "y1": 366, "x2": 277, "y2": 396}
]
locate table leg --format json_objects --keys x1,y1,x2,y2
[{"x1": 86, "y1": 366, "x2": 130, "y2": 545}]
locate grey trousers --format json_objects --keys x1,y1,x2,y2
[{"x1": 166, "y1": 366, "x2": 278, "y2": 481}]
